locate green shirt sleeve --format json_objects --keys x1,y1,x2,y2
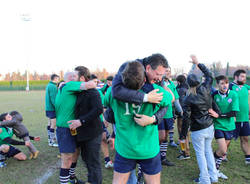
[
  {"x1": 153, "y1": 84, "x2": 172, "y2": 107},
  {"x1": 100, "y1": 84, "x2": 107, "y2": 93},
  {"x1": 244, "y1": 84, "x2": 250, "y2": 90},
  {"x1": 66, "y1": 81, "x2": 83, "y2": 93},
  {"x1": 169, "y1": 81, "x2": 179, "y2": 99},
  {"x1": 231, "y1": 91, "x2": 240, "y2": 112},
  {"x1": 104, "y1": 87, "x2": 112, "y2": 107},
  {"x1": 98, "y1": 90, "x2": 104, "y2": 105}
]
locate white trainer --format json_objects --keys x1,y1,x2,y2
[
  {"x1": 217, "y1": 170, "x2": 228, "y2": 180},
  {"x1": 105, "y1": 161, "x2": 114, "y2": 168}
]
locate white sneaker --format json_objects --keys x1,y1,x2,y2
[
  {"x1": 49, "y1": 141, "x2": 58, "y2": 147},
  {"x1": 217, "y1": 170, "x2": 228, "y2": 180},
  {"x1": 245, "y1": 160, "x2": 250, "y2": 165},
  {"x1": 105, "y1": 161, "x2": 114, "y2": 168}
]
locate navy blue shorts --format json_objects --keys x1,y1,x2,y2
[
  {"x1": 234, "y1": 122, "x2": 250, "y2": 139},
  {"x1": 56, "y1": 127, "x2": 77, "y2": 153},
  {"x1": 114, "y1": 152, "x2": 162, "y2": 175},
  {"x1": 0, "y1": 145, "x2": 21, "y2": 158},
  {"x1": 158, "y1": 118, "x2": 174, "y2": 130},
  {"x1": 214, "y1": 129, "x2": 234, "y2": 140},
  {"x1": 46, "y1": 111, "x2": 56, "y2": 119}
]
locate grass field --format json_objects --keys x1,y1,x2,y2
[{"x1": 0, "y1": 91, "x2": 249, "y2": 184}]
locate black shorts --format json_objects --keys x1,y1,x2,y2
[
  {"x1": 0, "y1": 145, "x2": 21, "y2": 158},
  {"x1": 234, "y1": 122, "x2": 250, "y2": 139},
  {"x1": 114, "y1": 152, "x2": 162, "y2": 175},
  {"x1": 46, "y1": 111, "x2": 56, "y2": 119},
  {"x1": 57, "y1": 127, "x2": 77, "y2": 153},
  {"x1": 214, "y1": 129, "x2": 234, "y2": 140},
  {"x1": 158, "y1": 118, "x2": 174, "y2": 130}
]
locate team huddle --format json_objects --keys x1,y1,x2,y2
[{"x1": 0, "y1": 54, "x2": 249, "y2": 184}]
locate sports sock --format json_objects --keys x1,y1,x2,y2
[
  {"x1": 214, "y1": 152, "x2": 222, "y2": 170},
  {"x1": 104, "y1": 157, "x2": 110, "y2": 164},
  {"x1": 50, "y1": 128, "x2": 55, "y2": 140},
  {"x1": 160, "y1": 141, "x2": 168, "y2": 160},
  {"x1": 169, "y1": 131, "x2": 174, "y2": 143},
  {"x1": 60, "y1": 168, "x2": 70, "y2": 184},
  {"x1": 137, "y1": 164, "x2": 143, "y2": 181},
  {"x1": 69, "y1": 162, "x2": 77, "y2": 180},
  {"x1": 47, "y1": 126, "x2": 51, "y2": 140},
  {"x1": 245, "y1": 155, "x2": 250, "y2": 162}
]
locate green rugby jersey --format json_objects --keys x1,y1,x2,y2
[
  {"x1": 212, "y1": 90, "x2": 239, "y2": 131},
  {"x1": 55, "y1": 81, "x2": 82, "y2": 128},
  {"x1": 229, "y1": 82, "x2": 249, "y2": 122},
  {"x1": 45, "y1": 81, "x2": 58, "y2": 111},
  {"x1": 163, "y1": 80, "x2": 178, "y2": 119},
  {"x1": 98, "y1": 89, "x2": 104, "y2": 122},
  {"x1": 104, "y1": 84, "x2": 172, "y2": 159},
  {"x1": 0, "y1": 127, "x2": 13, "y2": 145}
]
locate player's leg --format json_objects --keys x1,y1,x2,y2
[
  {"x1": 101, "y1": 124, "x2": 113, "y2": 169},
  {"x1": 60, "y1": 153, "x2": 73, "y2": 184},
  {"x1": 168, "y1": 118, "x2": 177, "y2": 147},
  {"x1": 50, "y1": 118, "x2": 58, "y2": 147},
  {"x1": 214, "y1": 138, "x2": 227, "y2": 170},
  {"x1": 8, "y1": 145, "x2": 27, "y2": 161},
  {"x1": 163, "y1": 118, "x2": 175, "y2": 166},
  {"x1": 47, "y1": 118, "x2": 51, "y2": 144},
  {"x1": 238, "y1": 122, "x2": 250, "y2": 164},
  {"x1": 23, "y1": 136, "x2": 39, "y2": 159},
  {"x1": 144, "y1": 173, "x2": 161, "y2": 184},
  {"x1": 158, "y1": 129, "x2": 166, "y2": 161},
  {"x1": 112, "y1": 171, "x2": 131, "y2": 184},
  {"x1": 57, "y1": 127, "x2": 76, "y2": 184}
]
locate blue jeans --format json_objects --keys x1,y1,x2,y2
[
  {"x1": 191, "y1": 125, "x2": 218, "y2": 184},
  {"x1": 127, "y1": 169, "x2": 137, "y2": 184}
]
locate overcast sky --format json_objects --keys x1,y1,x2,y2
[{"x1": 0, "y1": 0, "x2": 249, "y2": 75}]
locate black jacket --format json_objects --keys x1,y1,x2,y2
[
  {"x1": 180, "y1": 63, "x2": 214, "y2": 139},
  {"x1": 75, "y1": 89, "x2": 103, "y2": 142}
]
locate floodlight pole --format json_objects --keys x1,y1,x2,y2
[{"x1": 20, "y1": 13, "x2": 31, "y2": 91}]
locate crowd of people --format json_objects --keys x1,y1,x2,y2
[{"x1": 0, "y1": 54, "x2": 249, "y2": 184}]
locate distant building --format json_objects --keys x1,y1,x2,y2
[{"x1": 0, "y1": 74, "x2": 4, "y2": 81}]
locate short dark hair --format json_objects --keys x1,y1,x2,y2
[
  {"x1": 122, "y1": 61, "x2": 145, "y2": 90},
  {"x1": 106, "y1": 76, "x2": 113, "y2": 81},
  {"x1": 233, "y1": 69, "x2": 246, "y2": 78},
  {"x1": 215, "y1": 75, "x2": 229, "y2": 84},
  {"x1": 144, "y1": 53, "x2": 169, "y2": 70},
  {"x1": 90, "y1": 74, "x2": 98, "y2": 80},
  {"x1": 75, "y1": 66, "x2": 91, "y2": 81},
  {"x1": 176, "y1": 75, "x2": 186, "y2": 84},
  {"x1": 0, "y1": 113, "x2": 8, "y2": 121},
  {"x1": 51, "y1": 74, "x2": 59, "y2": 81},
  {"x1": 9, "y1": 111, "x2": 19, "y2": 116}
]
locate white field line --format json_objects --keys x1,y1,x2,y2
[{"x1": 34, "y1": 160, "x2": 61, "y2": 184}]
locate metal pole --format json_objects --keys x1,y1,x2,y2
[{"x1": 20, "y1": 13, "x2": 31, "y2": 91}]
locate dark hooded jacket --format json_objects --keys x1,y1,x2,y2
[
  {"x1": 180, "y1": 63, "x2": 214, "y2": 139},
  {"x1": 0, "y1": 111, "x2": 29, "y2": 138}
]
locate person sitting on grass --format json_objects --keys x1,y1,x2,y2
[
  {"x1": 0, "y1": 111, "x2": 40, "y2": 159},
  {"x1": 0, "y1": 126, "x2": 30, "y2": 162}
]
